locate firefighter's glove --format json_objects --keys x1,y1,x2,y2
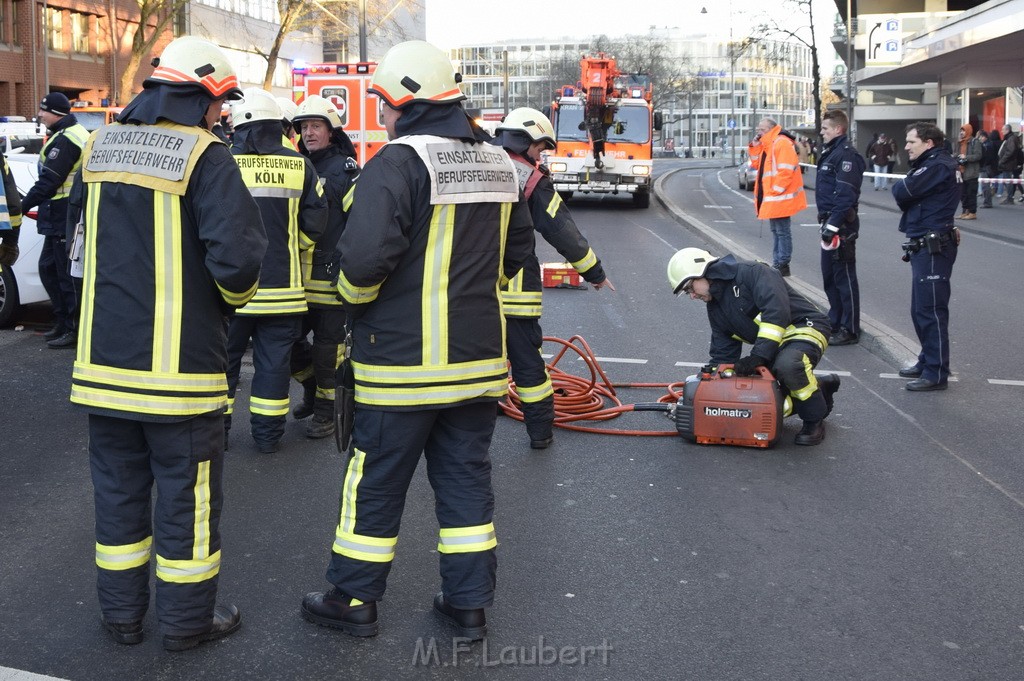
[
  {"x1": 0, "y1": 231, "x2": 19, "y2": 267},
  {"x1": 733, "y1": 355, "x2": 766, "y2": 376}
]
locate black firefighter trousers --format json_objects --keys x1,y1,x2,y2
[
  {"x1": 88, "y1": 413, "x2": 224, "y2": 637},
  {"x1": 325, "y1": 402, "x2": 499, "y2": 609}
]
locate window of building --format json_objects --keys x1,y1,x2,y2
[
  {"x1": 71, "y1": 12, "x2": 89, "y2": 53},
  {"x1": 44, "y1": 6, "x2": 62, "y2": 51},
  {"x1": 11, "y1": 0, "x2": 18, "y2": 44},
  {"x1": 0, "y1": 1, "x2": 6, "y2": 43}
]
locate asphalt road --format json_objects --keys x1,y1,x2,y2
[{"x1": 1, "y1": 166, "x2": 1023, "y2": 679}]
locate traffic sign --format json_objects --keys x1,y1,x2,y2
[{"x1": 727, "y1": 119, "x2": 736, "y2": 129}]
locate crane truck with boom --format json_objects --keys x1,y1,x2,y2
[{"x1": 546, "y1": 54, "x2": 661, "y2": 208}]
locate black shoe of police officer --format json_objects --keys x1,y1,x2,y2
[
  {"x1": 43, "y1": 324, "x2": 66, "y2": 340},
  {"x1": 162, "y1": 604, "x2": 242, "y2": 652},
  {"x1": 905, "y1": 378, "x2": 948, "y2": 392},
  {"x1": 794, "y1": 420, "x2": 825, "y2": 446},
  {"x1": 101, "y1": 615, "x2": 144, "y2": 645},
  {"x1": 433, "y1": 592, "x2": 486, "y2": 641},
  {"x1": 773, "y1": 263, "x2": 791, "y2": 277},
  {"x1": 818, "y1": 374, "x2": 841, "y2": 418},
  {"x1": 47, "y1": 330, "x2": 77, "y2": 349},
  {"x1": 305, "y1": 414, "x2": 335, "y2": 439},
  {"x1": 293, "y1": 378, "x2": 317, "y2": 419},
  {"x1": 530, "y1": 435, "x2": 554, "y2": 450},
  {"x1": 829, "y1": 328, "x2": 858, "y2": 346},
  {"x1": 301, "y1": 588, "x2": 379, "y2": 637},
  {"x1": 898, "y1": 364, "x2": 923, "y2": 378}
]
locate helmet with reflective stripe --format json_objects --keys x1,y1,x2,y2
[
  {"x1": 368, "y1": 40, "x2": 466, "y2": 109},
  {"x1": 292, "y1": 95, "x2": 342, "y2": 129},
  {"x1": 230, "y1": 88, "x2": 282, "y2": 126},
  {"x1": 146, "y1": 36, "x2": 243, "y2": 100},
  {"x1": 275, "y1": 97, "x2": 298, "y2": 123},
  {"x1": 667, "y1": 248, "x2": 719, "y2": 295},
  {"x1": 496, "y1": 107, "x2": 556, "y2": 150}
]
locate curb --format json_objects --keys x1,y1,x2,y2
[{"x1": 653, "y1": 168, "x2": 918, "y2": 370}]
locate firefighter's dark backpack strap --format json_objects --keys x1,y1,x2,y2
[{"x1": 334, "y1": 328, "x2": 355, "y2": 453}]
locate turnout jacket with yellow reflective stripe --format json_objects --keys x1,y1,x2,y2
[
  {"x1": 336, "y1": 135, "x2": 534, "y2": 410},
  {"x1": 70, "y1": 120, "x2": 268, "y2": 421},
  {"x1": 500, "y1": 152, "x2": 605, "y2": 318},
  {"x1": 704, "y1": 255, "x2": 830, "y2": 364},
  {"x1": 231, "y1": 123, "x2": 328, "y2": 316},
  {"x1": 301, "y1": 143, "x2": 358, "y2": 308}
]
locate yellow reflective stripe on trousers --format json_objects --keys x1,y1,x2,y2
[
  {"x1": 96, "y1": 536, "x2": 152, "y2": 571},
  {"x1": 250, "y1": 396, "x2": 289, "y2": 416},
  {"x1": 423, "y1": 204, "x2": 455, "y2": 366},
  {"x1": 226, "y1": 395, "x2": 235, "y2": 415},
  {"x1": 437, "y1": 523, "x2": 497, "y2": 554},
  {"x1": 517, "y1": 377, "x2": 553, "y2": 403},
  {"x1": 757, "y1": 322, "x2": 785, "y2": 343},
  {"x1": 783, "y1": 326, "x2": 828, "y2": 351},
  {"x1": 790, "y1": 353, "x2": 819, "y2": 401},
  {"x1": 152, "y1": 192, "x2": 184, "y2": 374},
  {"x1": 333, "y1": 530, "x2": 397, "y2": 562},
  {"x1": 570, "y1": 248, "x2": 597, "y2": 274},
  {"x1": 192, "y1": 460, "x2": 212, "y2": 561},
  {"x1": 156, "y1": 550, "x2": 221, "y2": 583},
  {"x1": 315, "y1": 386, "x2": 335, "y2": 400}
]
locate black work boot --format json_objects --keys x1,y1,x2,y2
[
  {"x1": 301, "y1": 589, "x2": 379, "y2": 637},
  {"x1": 43, "y1": 324, "x2": 66, "y2": 340},
  {"x1": 794, "y1": 420, "x2": 825, "y2": 446},
  {"x1": 101, "y1": 616, "x2": 144, "y2": 645},
  {"x1": 306, "y1": 414, "x2": 335, "y2": 439},
  {"x1": 433, "y1": 592, "x2": 486, "y2": 641},
  {"x1": 818, "y1": 374, "x2": 841, "y2": 418},
  {"x1": 774, "y1": 263, "x2": 791, "y2": 277},
  {"x1": 293, "y1": 378, "x2": 317, "y2": 420},
  {"x1": 162, "y1": 604, "x2": 242, "y2": 652}
]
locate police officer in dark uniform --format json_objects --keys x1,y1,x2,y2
[
  {"x1": 815, "y1": 109, "x2": 865, "y2": 346},
  {"x1": 892, "y1": 121, "x2": 960, "y2": 391},
  {"x1": 71, "y1": 36, "x2": 267, "y2": 650},
  {"x1": 491, "y1": 107, "x2": 613, "y2": 449},
  {"x1": 668, "y1": 247, "x2": 840, "y2": 446},
  {"x1": 288, "y1": 95, "x2": 359, "y2": 439},
  {"x1": 21, "y1": 92, "x2": 89, "y2": 348},
  {"x1": 300, "y1": 40, "x2": 534, "y2": 640},
  {"x1": 0, "y1": 152, "x2": 23, "y2": 267}
]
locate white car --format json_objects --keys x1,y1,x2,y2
[
  {"x1": 737, "y1": 159, "x2": 758, "y2": 191},
  {"x1": 0, "y1": 154, "x2": 48, "y2": 327}
]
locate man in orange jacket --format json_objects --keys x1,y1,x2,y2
[{"x1": 748, "y1": 118, "x2": 808, "y2": 277}]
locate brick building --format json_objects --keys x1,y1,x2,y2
[{"x1": 0, "y1": 0, "x2": 175, "y2": 117}]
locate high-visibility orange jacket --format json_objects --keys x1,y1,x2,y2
[{"x1": 748, "y1": 124, "x2": 807, "y2": 219}]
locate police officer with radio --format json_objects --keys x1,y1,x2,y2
[
  {"x1": 892, "y1": 122, "x2": 960, "y2": 391},
  {"x1": 667, "y1": 248, "x2": 840, "y2": 446},
  {"x1": 815, "y1": 109, "x2": 865, "y2": 346}
]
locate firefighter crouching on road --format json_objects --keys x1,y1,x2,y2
[
  {"x1": 891, "y1": 121, "x2": 960, "y2": 391},
  {"x1": 815, "y1": 109, "x2": 866, "y2": 346},
  {"x1": 225, "y1": 88, "x2": 328, "y2": 453},
  {"x1": 668, "y1": 248, "x2": 840, "y2": 446},
  {"x1": 70, "y1": 36, "x2": 268, "y2": 651},
  {"x1": 20, "y1": 91, "x2": 90, "y2": 348},
  {"x1": 288, "y1": 94, "x2": 360, "y2": 439},
  {"x1": 0, "y1": 153, "x2": 23, "y2": 267},
  {"x1": 301, "y1": 40, "x2": 534, "y2": 640},
  {"x1": 491, "y1": 107, "x2": 614, "y2": 449}
]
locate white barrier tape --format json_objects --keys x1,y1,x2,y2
[{"x1": 797, "y1": 162, "x2": 1024, "y2": 183}]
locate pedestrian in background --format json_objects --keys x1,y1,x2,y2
[
  {"x1": 748, "y1": 117, "x2": 806, "y2": 278},
  {"x1": 997, "y1": 123, "x2": 1020, "y2": 205},
  {"x1": 70, "y1": 36, "x2": 267, "y2": 650},
  {"x1": 868, "y1": 133, "x2": 892, "y2": 190},
  {"x1": 19, "y1": 92, "x2": 89, "y2": 348},
  {"x1": 955, "y1": 123, "x2": 981, "y2": 220},
  {"x1": 979, "y1": 129, "x2": 997, "y2": 208},
  {"x1": 815, "y1": 110, "x2": 864, "y2": 346},
  {"x1": 892, "y1": 122, "x2": 960, "y2": 391},
  {"x1": 300, "y1": 40, "x2": 534, "y2": 641}
]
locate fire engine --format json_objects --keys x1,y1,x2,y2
[
  {"x1": 546, "y1": 54, "x2": 661, "y2": 208},
  {"x1": 291, "y1": 61, "x2": 388, "y2": 162},
  {"x1": 70, "y1": 103, "x2": 124, "y2": 131}
]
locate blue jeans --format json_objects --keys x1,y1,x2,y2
[
  {"x1": 873, "y1": 164, "x2": 887, "y2": 189},
  {"x1": 770, "y1": 217, "x2": 792, "y2": 267}
]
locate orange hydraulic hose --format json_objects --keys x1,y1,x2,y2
[{"x1": 498, "y1": 335, "x2": 682, "y2": 436}]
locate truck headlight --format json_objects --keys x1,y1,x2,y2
[
  {"x1": 549, "y1": 162, "x2": 568, "y2": 173},
  {"x1": 631, "y1": 165, "x2": 651, "y2": 176}
]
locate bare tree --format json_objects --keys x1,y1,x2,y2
[{"x1": 117, "y1": 0, "x2": 191, "y2": 105}]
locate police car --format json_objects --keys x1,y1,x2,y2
[{"x1": 0, "y1": 154, "x2": 48, "y2": 327}]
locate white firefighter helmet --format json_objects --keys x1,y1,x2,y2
[
  {"x1": 292, "y1": 95, "x2": 342, "y2": 129},
  {"x1": 230, "y1": 88, "x2": 282, "y2": 126},
  {"x1": 276, "y1": 97, "x2": 298, "y2": 123},
  {"x1": 667, "y1": 247, "x2": 719, "y2": 295},
  {"x1": 368, "y1": 40, "x2": 466, "y2": 109},
  {"x1": 496, "y1": 107, "x2": 556, "y2": 149},
  {"x1": 146, "y1": 36, "x2": 243, "y2": 100}
]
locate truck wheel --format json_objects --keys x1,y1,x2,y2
[
  {"x1": 0, "y1": 265, "x2": 20, "y2": 328},
  {"x1": 632, "y1": 190, "x2": 650, "y2": 209},
  {"x1": 558, "y1": 191, "x2": 573, "y2": 203}
]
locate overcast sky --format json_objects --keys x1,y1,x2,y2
[{"x1": 425, "y1": 0, "x2": 840, "y2": 68}]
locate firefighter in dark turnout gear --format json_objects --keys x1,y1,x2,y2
[
  {"x1": 21, "y1": 91, "x2": 89, "y2": 348},
  {"x1": 301, "y1": 40, "x2": 534, "y2": 640},
  {"x1": 891, "y1": 122, "x2": 960, "y2": 391},
  {"x1": 288, "y1": 95, "x2": 359, "y2": 439},
  {"x1": 491, "y1": 107, "x2": 613, "y2": 449},
  {"x1": 815, "y1": 110, "x2": 865, "y2": 346},
  {"x1": 668, "y1": 248, "x2": 840, "y2": 446},
  {"x1": 225, "y1": 88, "x2": 328, "y2": 453},
  {"x1": 0, "y1": 153, "x2": 23, "y2": 267},
  {"x1": 70, "y1": 37, "x2": 267, "y2": 651}
]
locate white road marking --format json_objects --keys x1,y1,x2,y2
[
  {"x1": 581, "y1": 356, "x2": 648, "y2": 364},
  {"x1": 713, "y1": 220, "x2": 736, "y2": 223},
  {"x1": 989, "y1": 379, "x2": 1024, "y2": 386},
  {"x1": 704, "y1": 205, "x2": 733, "y2": 209},
  {"x1": 880, "y1": 373, "x2": 959, "y2": 382},
  {"x1": 0, "y1": 667, "x2": 70, "y2": 681}
]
